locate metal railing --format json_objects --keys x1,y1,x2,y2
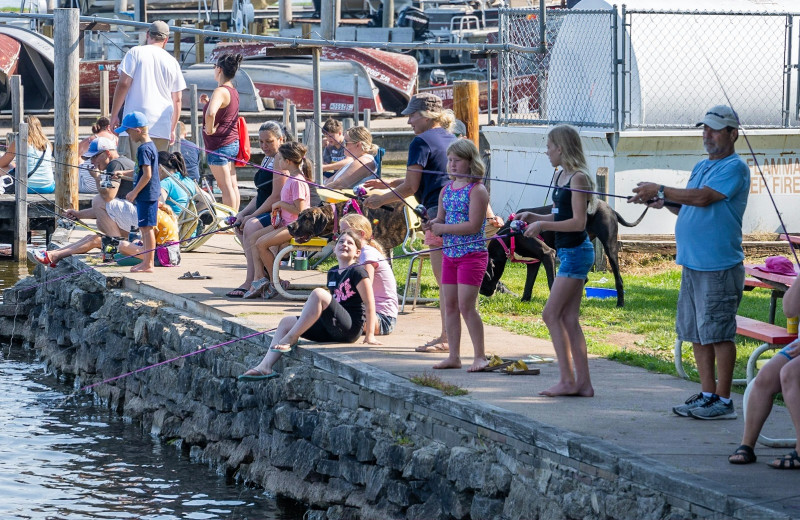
[{"x1": 497, "y1": 7, "x2": 800, "y2": 130}]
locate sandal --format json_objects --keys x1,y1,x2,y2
[
  {"x1": 270, "y1": 343, "x2": 294, "y2": 353},
  {"x1": 32, "y1": 249, "x2": 57, "y2": 268},
  {"x1": 415, "y1": 343, "x2": 449, "y2": 353},
  {"x1": 263, "y1": 284, "x2": 279, "y2": 300},
  {"x1": 728, "y1": 445, "x2": 757, "y2": 465},
  {"x1": 226, "y1": 287, "x2": 248, "y2": 298},
  {"x1": 180, "y1": 271, "x2": 212, "y2": 280},
  {"x1": 768, "y1": 450, "x2": 800, "y2": 469},
  {"x1": 243, "y1": 277, "x2": 269, "y2": 299}
]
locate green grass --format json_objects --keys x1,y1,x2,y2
[
  {"x1": 389, "y1": 247, "x2": 787, "y2": 389},
  {"x1": 410, "y1": 372, "x2": 469, "y2": 396}
]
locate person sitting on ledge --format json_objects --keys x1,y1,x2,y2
[
  {"x1": 32, "y1": 202, "x2": 179, "y2": 269},
  {"x1": 728, "y1": 269, "x2": 800, "y2": 468},
  {"x1": 238, "y1": 230, "x2": 380, "y2": 381}
]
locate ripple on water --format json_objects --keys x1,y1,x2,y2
[{"x1": 0, "y1": 260, "x2": 304, "y2": 520}]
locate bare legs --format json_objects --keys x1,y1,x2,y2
[
  {"x1": 433, "y1": 282, "x2": 487, "y2": 372},
  {"x1": 130, "y1": 226, "x2": 155, "y2": 272},
  {"x1": 47, "y1": 235, "x2": 103, "y2": 264},
  {"x1": 210, "y1": 163, "x2": 240, "y2": 211},
  {"x1": 540, "y1": 276, "x2": 594, "y2": 397},
  {"x1": 238, "y1": 219, "x2": 272, "y2": 288},
  {"x1": 694, "y1": 341, "x2": 736, "y2": 398},
  {"x1": 253, "y1": 227, "x2": 291, "y2": 286},
  {"x1": 246, "y1": 288, "x2": 332, "y2": 376},
  {"x1": 422, "y1": 248, "x2": 449, "y2": 350}
]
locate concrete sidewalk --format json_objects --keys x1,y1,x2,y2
[{"x1": 57, "y1": 230, "x2": 800, "y2": 518}]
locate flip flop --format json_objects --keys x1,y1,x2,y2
[
  {"x1": 480, "y1": 361, "x2": 514, "y2": 372},
  {"x1": 237, "y1": 369, "x2": 279, "y2": 381},
  {"x1": 415, "y1": 343, "x2": 449, "y2": 353},
  {"x1": 523, "y1": 355, "x2": 556, "y2": 364},
  {"x1": 502, "y1": 368, "x2": 541, "y2": 375},
  {"x1": 226, "y1": 287, "x2": 248, "y2": 298},
  {"x1": 270, "y1": 343, "x2": 293, "y2": 353},
  {"x1": 180, "y1": 271, "x2": 213, "y2": 280}
]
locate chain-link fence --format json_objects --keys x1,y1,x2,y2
[
  {"x1": 499, "y1": 7, "x2": 800, "y2": 129},
  {"x1": 624, "y1": 10, "x2": 794, "y2": 129},
  {"x1": 498, "y1": 7, "x2": 617, "y2": 127}
]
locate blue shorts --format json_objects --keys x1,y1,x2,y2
[
  {"x1": 207, "y1": 142, "x2": 239, "y2": 166},
  {"x1": 255, "y1": 212, "x2": 272, "y2": 227},
  {"x1": 557, "y1": 238, "x2": 594, "y2": 279},
  {"x1": 778, "y1": 339, "x2": 800, "y2": 361},
  {"x1": 136, "y1": 199, "x2": 158, "y2": 228},
  {"x1": 377, "y1": 313, "x2": 396, "y2": 336},
  {"x1": 28, "y1": 182, "x2": 55, "y2": 194}
]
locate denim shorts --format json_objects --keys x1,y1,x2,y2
[
  {"x1": 556, "y1": 238, "x2": 594, "y2": 279},
  {"x1": 676, "y1": 264, "x2": 744, "y2": 345},
  {"x1": 779, "y1": 339, "x2": 800, "y2": 361},
  {"x1": 377, "y1": 313, "x2": 396, "y2": 336},
  {"x1": 207, "y1": 142, "x2": 239, "y2": 166}
]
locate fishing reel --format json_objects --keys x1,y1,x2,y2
[
  {"x1": 101, "y1": 236, "x2": 120, "y2": 261},
  {"x1": 225, "y1": 215, "x2": 239, "y2": 227},
  {"x1": 99, "y1": 174, "x2": 114, "y2": 189},
  {"x1": 0, "y1": 175, "x2": 13, "y2": 195},
  {"x1": 353, "y1": 185, "x2": 368, "y2": 199},
  {"x1": 414, "y1": 204, "x2": 429, "y2": 222},
  {"x1": 509, "y1": 219, "x2": 528, "y2": 234},
  {"x1": 56, "y1": 218, "x2": 76, "y2": 230}
]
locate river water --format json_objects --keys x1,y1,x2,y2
[{"x1": 0, "y1": 260, "x2": 304, "y2": 520}]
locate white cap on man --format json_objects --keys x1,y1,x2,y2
[
  {"x1": 696, "y1": 105, "x2": 739, "y2": 130},
  {"x1": 82, "y1": 137, "x2": 116, "y2": 159}
]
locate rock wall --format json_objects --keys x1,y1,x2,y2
[{"x1": 0, "y1": 260, "x2": 770, "y2": 520}]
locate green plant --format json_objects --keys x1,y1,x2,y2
[{"x1": 410, "y1": 372, "x2": 469, "y2": 396}]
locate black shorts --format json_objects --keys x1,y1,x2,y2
[{"x1": 301, "y1": 297, "x2": 364, "y2": 344}]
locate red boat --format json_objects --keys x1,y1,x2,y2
[
  {"x1": 0, "y1": 33, "x2": 21, "y2": 109},
  {"x1": 210, "y1": 42, "x2": 418, "y2": 114}
]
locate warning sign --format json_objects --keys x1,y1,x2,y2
[{"x1": 747, "y1": 157, "x2": 800, "y2": 194}]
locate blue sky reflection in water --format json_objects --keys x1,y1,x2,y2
[{"x1": 0, "y1": 262, "x2": 302, "y2": 520}]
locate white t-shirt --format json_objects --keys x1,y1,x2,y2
[
  {"x1": 119, "y1": 44, "x2": 187, "y2": 140},
  {"x1": 360, "y1": 244, "x2": 398, "y2": 318}
]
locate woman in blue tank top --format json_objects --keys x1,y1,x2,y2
[{"x1": 513, "y1": 125, "x2": 597, "y2": 398}]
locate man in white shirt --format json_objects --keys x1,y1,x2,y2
[{"x1": 110, "y1": 20, "x2": 186, "y2": 157}]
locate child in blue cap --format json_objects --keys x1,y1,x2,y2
[{"x1": 116, "y1": 111, "x2": 160, "y2": 272}]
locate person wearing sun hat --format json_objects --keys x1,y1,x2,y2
[
  {"x1": 629, "y1": 104, "x2": 750, "y2": 420},
  {"x1": 363, "y1": 92, "x2": 456, "y2": 353},
  {"x1": 110, "y1": 20, "x2": 186, "y2": 158}
]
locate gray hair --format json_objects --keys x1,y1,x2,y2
[{"x1": 259, "y1": 121, "x2": 285, "y2": 139}]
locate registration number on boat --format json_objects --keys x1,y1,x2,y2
[{"x1": 329, "y1": 103, "x2": 354, "y2": 111}]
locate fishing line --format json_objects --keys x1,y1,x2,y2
[{"x1": 690, "y1": 20, "x2": 799, "y2": 265}]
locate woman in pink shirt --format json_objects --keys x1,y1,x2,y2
[{"x1": 244, "y1": 142, "x2": 312, "y2": 299}]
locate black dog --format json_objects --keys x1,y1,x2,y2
[
  {"x1": 481, "y1": 201, "x2": 648, "y2": 307},
  {"x1": 287, "y1": 199, "x2": 407, "y2": 253}
]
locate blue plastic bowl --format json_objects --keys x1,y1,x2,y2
[{"x1": 585, "y1": 287, "x2": 618, "y2": 299}]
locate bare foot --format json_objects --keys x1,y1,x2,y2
[
  {"x1": 131, "y1": 264, "x2": 155, "y2": 273},
  {"x1": 467, "y1": 359, "x2": 490, "y2": 372},
  {"x1": 432, "y1": 357, "x2": 461, "y2": 369},
  {"x1": 539, "y1": 382, "x2": 594, "y2": 397}
]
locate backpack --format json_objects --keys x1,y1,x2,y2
[{"x1": 235, "y1": 116, "x2": 250, "y2": 167}]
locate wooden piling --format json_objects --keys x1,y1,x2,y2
[
  {"x1": 453, "y1": 80, "x2": 480, "y2": 145},
  {"x1": 279, "y1": 0, "x2": 292, "y2": 32},
  {"x1": 54, "y1": 8, "x2": 80, "y2": 212},
  {"x1": 173, "y1": 20, "x2": 181, "y2": 61},
  {"x1": 196, "y1": 23, "x2": 205, "y2": 64},
  {"x1": 289, "y1": 102, "x2": 297, "y2": 140},
  {"x1": 363, "y1": 109, "x2": 371, "y2": 129},
  {"x1": 353, "y1": 74, "x2": 359, "y2": 125},
  {"x1": 11, "y1": 75, "x2": 23, "y2": 131},
  {"x1": 13, "y1": 126, "x2": 28, "y2": 262},
  {"x1": 312, "y1": 47, "x2": 323, "y2": 184},
  {"x1": 100, "y1": 68, "x2": 110, "y2": 117}
]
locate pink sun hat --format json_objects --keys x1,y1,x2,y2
[{"x1": 754, "y1": 256, "x2": 799, "y2": 277}]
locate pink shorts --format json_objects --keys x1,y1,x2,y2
[
  {"x1": 424, "y1": 229, "x2": 443, "y2": 247},
  {"x1": 441, "y1": 251, "x2": 489, "y2": 287}
]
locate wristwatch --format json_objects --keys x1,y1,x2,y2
[{"x1": 657, "y1": 185, "x2": 665, "y2": 200}]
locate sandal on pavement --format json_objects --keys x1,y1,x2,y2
[
  {"x1": 237, "y1": 368, "x2": 279, "y2": 381},
  {"x1": 32, "y1": 249, "x2": 57, "y2": 268},
  {"x1": 226, "y1": 287, "x2": 248, "y2": 298},
  {"x1": 270, "y1": 343, "x2": 294, "y2": 353},
  {"x1": 243, "y1": 277, "x2": 269, "y2": 299},
  {"x1": 768, "y1": 450, "x2": 800, "y2": 469},
  {"x1": 179, "y1": 271, "x2": 212, "y2": 280},
  {"x1": 263, "y1": 284, "x2": 279, "y2": 300},
  {"x1": 728, "y1": 445, "x2": 757, "y2": 465},
  {"x1": 415, "y1": 343, "x2": 449, "y2": 353}
]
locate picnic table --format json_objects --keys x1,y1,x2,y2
[{"x1": 745, "y1": 263, "x2": 795, "y2": 324}]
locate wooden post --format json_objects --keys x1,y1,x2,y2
[
  {"x1": 290, "y1": 102, "x2": 297, "y2": 140},
  {"x1": 189, "y1": 84, "x2": 203, "y2": 165},
  {"x1": 11, "y1": 75, "x2": 23, "y2": 131},
  {"x1": 383, "y1": 0, "x2": 394, "y2": 28},
  {"x1": 320, "y1": 0, "x2": 340, "y2": 41},
  {"x1": 99, "y1": 68, "x2": 110, "y2": 117},
  {"x1": 363, "y1": 108, "x2": 371, "y2": 129},
  {"x1": 196, "y1": 22, "x2": 205, "y2": 64},
  {"x1": 41, "y1": 25, "x2": 53, "y2": 38},
  {"x1": 220, "y1": 21, "x2": 228, "y2": 33},
  {"x1": 11, "y1": 129, "x2": 28, "y2": 262},
  {"x1": 279, "y1": 0, "x2": 292, "y2": 32},
  {"x1": 283, "y1": 102, "x2": 290, "y2": 131},
  {"x1": 54, "y1": 8, "x2": 80, "y2": 212},
  {"x1": 312, "y1": 47, "x2": 322, "y2": 184},
  {"x1": 453, "y1": 80, "x2": 479, "y2": 145},
  {"x1": 173, "y1": 20, "x2": 182, "y2": 61},
  {"x1": 12, "y1": 127, "x2": 27, "y2": 262},
  {"x1": 352, "y1": 74, "x2": 359, "y2": 125},
  {"x1": 301, "y1": 22, "x2": 311, "y2": 39}
]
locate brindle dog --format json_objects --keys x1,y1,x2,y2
[
  {"x1": 287, "y1": 199, "x2": 408, "y2": 253},
  {"x1": 481, "y1": 200, "x2": 648, "y2": 307}
]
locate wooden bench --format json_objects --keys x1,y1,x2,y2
[{"x1": 736, "y1": 315, "x2": 798, "y2": 448}]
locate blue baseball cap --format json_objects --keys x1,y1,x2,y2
[{"x1": 115, "y1": 111, "x2": 149, "y2": 134}]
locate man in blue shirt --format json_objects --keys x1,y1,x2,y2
[{"x1": 630, "y1": 105, "x2": 750, "y2": 420}]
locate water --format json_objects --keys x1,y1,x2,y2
[{"x1": 0, "y1": 261, "x2": 305, "y2": 520}]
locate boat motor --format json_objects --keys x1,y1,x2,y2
[{"x1": 396, "y1": 6, "x2": 432, "y2": 40}]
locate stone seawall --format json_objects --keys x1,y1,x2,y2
[{"x1": 0, "y1": 260, "x2": 772, "y2": 520}]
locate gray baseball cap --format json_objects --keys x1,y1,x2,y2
[
  {"x1": 148, "y1": 20, "x2": 170, "y2": 38},
  {"x1": 696, "y1": 105, "x2": 739, "y2": 130},
  {"x1": 401, "y1": 93, "x2": 443, "y2": 116}
]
